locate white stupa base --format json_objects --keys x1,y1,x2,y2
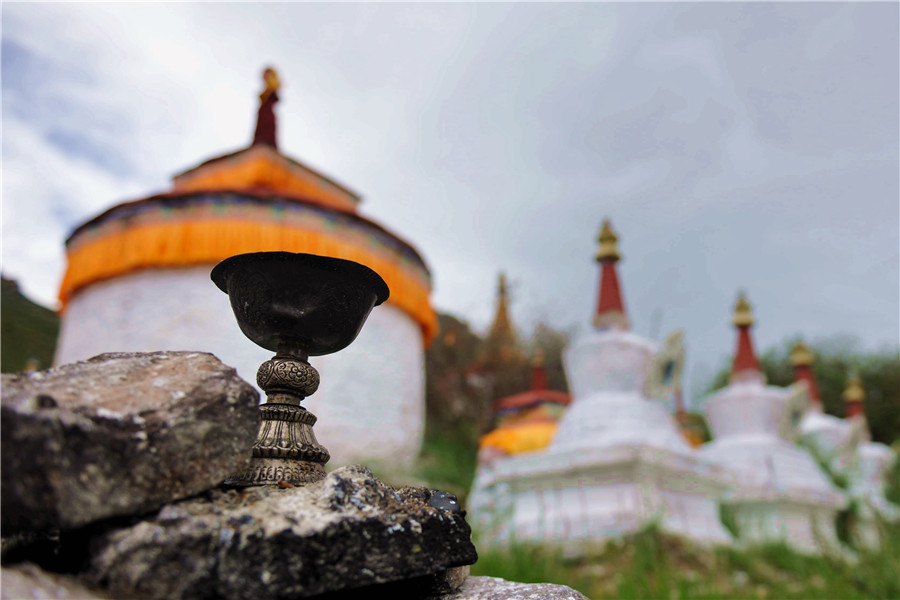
[
  {"x1": 700, "y1": 437, "x2": 846, "y2": 553},
  {"x1": 847, "y1": 442, "x2": 900, "y2": 549},
  {"x1": 53, "y1": 266, "x2": 425, "y2": 470},
  {"x1": 724, "y1": 498, "x2": 842, "y2": 552},
  {"x1": 854, "y1": 504, "x2": 899, "y2": 551},
  {"x1": 470, "y1": 442, "x2": 732, "y2": 555}
]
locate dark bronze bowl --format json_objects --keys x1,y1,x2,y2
[{"x1": 211, "y1": 252, "x2": 389, "y2": 357}]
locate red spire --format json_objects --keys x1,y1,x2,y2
[
  {"x1": 593, "y1": 219, "x2": 629, "y2": 330},
  {"x1": 530, "y1": 349, "x2": 547, "y2": 391},
  {"x1": 252, "y1": 67, "x2": 280, "y2": 149},
  {"x1": 843, "y1": 373, "x2": 865, "y2": 419},
  {"x1": 790, "y1": 341, "x2": 821, "y2": 405},
  {"x1": 730, "y1": 294, "x2": 763, "y2": 383}
]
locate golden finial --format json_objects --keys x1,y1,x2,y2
[
  {"x1": 498, "y1": 272, "x2": 508, "y2": 299},
  {"x1": 260, "y1": 67, "x2": 281, "y2": 101},
  {"x1": 595, "y1": 219, "x2": 621, "y2": 262},
  {"x1": 790, "y1": 341, "x2": 814, "y2": 367},
  {"x1": 531, "y1": 348, "x2": 546, "y2": 367},
  {"x1": 732, "y1": 293, "x2": 754, "y2": 328},
  {"x1": 843, "y1": 373, "x2": 865, "y2": 403}
]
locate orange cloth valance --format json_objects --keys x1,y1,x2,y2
[
  {"x1": 478, "y1": 421, "x2": 559, "y2": 455},
  {"x1": 60, "y1": 219, "x2": 437, "y2": 345}
]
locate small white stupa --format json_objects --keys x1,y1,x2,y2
[
  {"x1": 794, "y1": 341, "x2": 862, "y2": 476},
  {"x1": 469, "y1": 221, "x2": 732, "y2": 553},
  {"x1": 699, "y1": 296, "x2": 846, "y2": 552},
  {"x1": 841, "y1": 374, "x2": 899, "y2": 548}
]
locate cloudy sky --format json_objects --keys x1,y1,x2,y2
[{"x1": 2, "y1": 2, "x2": 898, "y2": 404}]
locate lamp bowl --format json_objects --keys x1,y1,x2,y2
[{"x1": 211, "y1": 252, "x2": 389, "y2": 357}]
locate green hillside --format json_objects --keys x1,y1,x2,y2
[{"x1": 1, "y1": 276, "x2": 60, "y2": 373}]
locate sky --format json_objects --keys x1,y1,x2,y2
[{"x1": 2, "y1": 2, "x2": 898, "y2": 406}]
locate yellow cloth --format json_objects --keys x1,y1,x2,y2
[
  {"x1": 60, "y1": 219, "x2": 437, "y2": 345},
  {"x1": 479, "y1": 421, "x2": 559, "y2": 455}
]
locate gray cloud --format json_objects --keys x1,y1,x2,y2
[{"x1": 2, "y1": 2, "x2": 896, "y2": 406}]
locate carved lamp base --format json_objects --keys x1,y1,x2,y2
[{"x1": 226, "y1": 356, "x2": 330, "y2": 486}]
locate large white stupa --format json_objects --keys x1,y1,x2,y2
[
  {"x1": 53, "y1": 69, "x2": 437, "y2": 470},
  {"x1": 699, "y1": 296, "x2": 846, "y2": 552},
  {"x1": 469, "y1": 221, "x2": 732, "y2": 552}
]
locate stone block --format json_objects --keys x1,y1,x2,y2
[
  {"x1": 1, "y1": 563, "x2": 111, "y2": 600},
  {"x1": 1, "y1": 351, "x2": 259, "y2": 533},
  {"x1": 432, "y1": 576, "x2": 589, "y2": 600},
  {"x1": 87, "y1": 465, "x2": 478, "y2": 599}
]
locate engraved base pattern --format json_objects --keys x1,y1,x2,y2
[
  {"x1": 252, "y1": 404, "x2": 330, "y2": 464},
  {"x1": 226, "y1": 457, "x2": 327, "y2": 486}
]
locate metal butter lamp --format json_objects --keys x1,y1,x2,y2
[{"x1": 212, "y1": 251, "x2": 389, "y2": 486}]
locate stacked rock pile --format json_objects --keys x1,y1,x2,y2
[{"x1": 1, "y1": 351, "x2": 585, "y2": 600}]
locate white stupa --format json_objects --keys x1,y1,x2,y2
[
  {"x1": 841, "y1": 374, "x2": 899, "y2": 548},
  {"x1": 53, "y1": 69, "x2": 437, "y2": 470},
  {"x1": 469, "y1": 221, "x2": 732, "y2": 553},
  {"x1": 794, "y1": 341, "x2": 863, "y2": 476},
  {"x1": 699, "y1": 296, "x2": 846, "y2": 552}
]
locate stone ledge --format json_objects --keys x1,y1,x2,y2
[
  {"x1": 87, "y1": 465, "x2": 478, "y2": 599},
  {"x1": 1, "y1": 351, "x2": 259, "y2": 533}
]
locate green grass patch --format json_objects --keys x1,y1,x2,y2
[
  {"x1": 413, "y1": 423, "x2": 479, "y2": 504},
  {"x1": 470, "y1": 521, "x2": 900, "y2": 599}
]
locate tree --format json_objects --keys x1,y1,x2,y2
[
  {"x1": 423, "y1": 313, "x2": 571, "y2": 438},
  {"x1": 1, "y1": 276, "x2": 60, "y2": 373}
]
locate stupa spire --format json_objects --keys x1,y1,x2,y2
[
  {"x1": 843, "y1": 372, "x2": 866, "y2": 419},
  {"x1": 730, "y1": 293, "x2": 763, "y2": 383},
  {"x1": 790, "y1": 340, "x2": 821, "y2": 405},
  {"x1": 252, "y1": 67, "x2": 281, "y2": 149},
  {"x1": 485, "y1": 272, "x2": 519, "y2": 364},
  {"x1": 593, "y1": 219, "x2": 629, "y2": 330},
  {"x1": 489, "y1": 273, "x2": 513, "y2": 339}
]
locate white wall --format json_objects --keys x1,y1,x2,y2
[{"x1": 55, "y1": 266, "x2": 425, "y2": 470}]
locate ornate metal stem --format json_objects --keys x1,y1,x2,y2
[{"x1": 226, "y1": 355, "x2": 330, "y2": 486}]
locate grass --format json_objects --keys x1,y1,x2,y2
[
  {"x1": 471, "y1": 541, "x2": 595, "y2": 594},
  {"x1": 470, "y1": 520, "x2": 900, "y2": 599},
  {"x1": 412, "y1": 423, "x2": 479, "y2": 504}
]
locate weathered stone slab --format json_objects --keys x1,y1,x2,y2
[
  {"x1": 87, "y1": 465, "x2": 477, "y2": 599},
  {"x1": 1, "y1": 563, "x2": 111, "y2": 600},
  {"x1": 433, "y1": 576, "x2": 590, "y2": 600},
  {"x1": 1, "y1": 351, "x2": 259, "y2": 533}
]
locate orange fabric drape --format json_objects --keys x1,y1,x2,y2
[
  {"x1": 479, "y1": 421, "x2": 559, "y2": 455},
  {"x1": 61, "y1": 219, "x2": 437, "y2": 344}
]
